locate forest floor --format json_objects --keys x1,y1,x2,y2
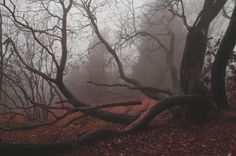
[
  {"x1": 0, "y1": 116, "x2": 235, "y2": 156},
  {"x1": 0, "y1": 100, "x2": 236, "y2": 156},
  {"x1": 70, "y1": 118, "x2": 236, "y2": 156}
]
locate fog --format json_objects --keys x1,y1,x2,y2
[
  {"x1": 0, "y1": 0, "x2": 235, "y2": 123},
  {"x1": 65, "y1": 0, "x2": 187, "y2": 103}
]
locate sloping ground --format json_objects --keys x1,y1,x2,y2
[
  {"x1": 0, "y1": 98, "x2": 155, "y2": 144},
  {"x1": 0, "y1": 115, "x2": 235, "y2": 155},
  {"x1": 67, "y1": 119, "x2": 236, "y2": 156},
  {"x1": 0, "y1": 115, "x2": 119, "y2": 144},
  {"x1": 0, "y1": 98, "x2": 235, "y2": 156},
  {"x1": 0, "y1": 98, "x2": 158, "y2": 144}
]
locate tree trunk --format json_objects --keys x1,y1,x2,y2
[
  {"x1": 168, "y1": 33, "x2": 181, "y2": 94},
  {"x1": 0, "y1": 11, "x2": 3, "y2": 104},
  {"x1": 180, "y1": 0, "x2": 227, "y2": 94},
  {"x1": 180, "y1": 26, "x2": 209, "y2": 94},
  {"x1": 124, "y1": 95, "x2": 212, "y2": 132},
  {"x1": 211, "y1": 4, "x2": 236, "y2": 110}
]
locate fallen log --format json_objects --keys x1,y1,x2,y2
[{"x1": 0, "y1": 95, "x2": 213, "y2": 156}]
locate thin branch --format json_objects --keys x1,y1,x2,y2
[{"x1": 87, "y1": 81, "x2": 173, "y2": 96}]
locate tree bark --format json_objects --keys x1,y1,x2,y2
[
  {"x1": 0, "y1": 11, "x2": 3, "y2": 103},
  {"x1": 180, "y1": 0, "x2": 227, "y2": 94},
  {"x1": 211, "y1": 4, "x2": 236, "y2": 110},
  {"x1": 180, "y1": 26, "x2": 209, "y2": 94},
  {"x1": 124, "y1": 95, "x2": 211, "y2": 132}
]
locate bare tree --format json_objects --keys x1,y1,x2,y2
[
  {"x1": 0, "y1": 0, "x2": 235, "y2": 153},
  {"x1": 167, "y1": 0, "x2": 227, "y2": 95},
  {"x1": 0, "y1": 0, "x2": 140, "y2": 126},
  {"x1": 132, "y1": 10, "x2": 184, "y2": 95},
  {"x1": 77, "y1": 0, "x2": 233, "y2": 132}
]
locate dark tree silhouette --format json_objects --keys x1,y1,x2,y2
[
  {"x1": 0, "y1": 0, "x2": 235, "y2": 154},
  {"x1": 211, "y1": 4, "x2": 236, "y2": 109}
]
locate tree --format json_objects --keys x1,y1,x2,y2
[
  {"x1": 77, "y1": 0, "x2": 234, "y2": 133},
  {"x1": 0, "y1": 10, "x2": 3, "y2": 111},
  {"x1": 67, "y1": 34, "x2": 127, "y2": 103},
  {"x1": 132, "y1": 7, "x2": 185, "y2": 95},
  {"x1": 0, "y1": 0, "x2": 235, "y2": 153},
  {"x1": 0, "y1": 25, "x2": 64, "y2": 123},
  {"x1": 0, "y1": 0, "x2": 138, "y2": 126},
  {"x1": 180, "y1": 0, "x2": 227, "y2": 95},
  {"x1": 211, "y1": 4, "x2": 236, "y2": 109}
]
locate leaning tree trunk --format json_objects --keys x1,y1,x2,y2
[
  {"x1": 211, "y1": 4, "x2": 236, "y2": 110},
  {"x1": 0, "y1": 11, "x2": 3, "y2": 104},
  {"x1": 180, "y1": 0, "x2": 227, "y2": 95}
]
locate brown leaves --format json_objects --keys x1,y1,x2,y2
[{"x1": 77, "y1": 119, "x2": 236, "y2": 156}]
